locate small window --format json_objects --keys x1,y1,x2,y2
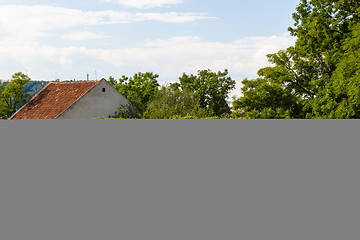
[{"x1": 102, "y1": 88, "x2": 106, "y2": 92}]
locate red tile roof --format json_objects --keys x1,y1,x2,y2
[{"x1": 10, "y1": 80, "x2": 100, "y2": 119}]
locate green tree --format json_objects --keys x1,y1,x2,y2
[
  {"x1": 232, "y1": 79, "x2": 301, "y2": 119},
  {"x1": 142, "y1": 83, "x2": 214, "y2": 119},
  {"x1": 179, "y1": 69, "x2": 235, "y2": 117},
  {"x1": 109, "y1": 72, "x2": 160, "y2": 117},
  {"x1": 289, "y1": 0, "x2": 360, "y2": 118},
  {"x1": 1, "y1": 72, "x2": 31, "y2": 118},
  {"x1": 24, "y1": 81, "x2": 47, "y2": 97},
  {"x1": 310, "y1": 22, "x2": 360, "y2": 118},
  {"x1": 234, "y1": 0, "x2": 360, "y2": 118},
  {"x1": 232, "y1": 48, "x2": 309, "y2": 119}
]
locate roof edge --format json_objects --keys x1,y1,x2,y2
[
  {"x1": 54, "y1": 79, "x2": 103, "y2": 119},
  {"x1": 9, "y1": 81, "x2": 52, "y2": 120}
]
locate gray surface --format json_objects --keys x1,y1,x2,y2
[{"x1": 0, "y1": 120, "x2": 359, "y2": 240}]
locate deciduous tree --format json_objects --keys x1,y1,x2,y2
[
  {"x1": 179, "y1": 69, "x2": 235, "y2": 117},
  {"x1": 1, "y1": 72, "x2": 31, "y2": 118},
  {"x1": 234, "y1": 0, "x2": 360, "y2": 118}
]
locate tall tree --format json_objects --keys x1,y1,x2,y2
[
  {"x1": 179, "y1": 69, "x2": 235, "y2": 117},
  {"x1": 232, "y1": 48, "x2": 309, "y2": 119},
  {"x1": 1, "y1": 72, "x2": 31, "y2": 119},
  {"x1": 311, "y1": 22, "x2": 360, "y2": 118},
  {"x1": 234, "y1": 0, "x2": 360, "y2": 118},
  {"x1": 289, "y1": 0, "x2": 360, "y2": 118}
]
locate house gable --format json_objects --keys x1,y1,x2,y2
[{"x1": 57, "y1": 79, "x2": 131, "y2": 119}]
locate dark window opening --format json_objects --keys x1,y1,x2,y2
[{"x1": 102, "y1": 88, "x2": 106, "y2": 92}]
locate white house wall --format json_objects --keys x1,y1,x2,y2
[{"x1": 57, "y1": 80, "x2": 131, "y2": 119}]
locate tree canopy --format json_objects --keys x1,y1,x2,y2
[
  {"x1": 179, "y1": 69, "x2": 235, "y2": 117},
  {"x1": 233, "y1": 0, "x2": 360, "y2": 119},
  {"x1": 108, "y1": 69, "x2": 235, "y2": 119},
  {"x1": 142, "y1": 84, "x2": 214, "y2": 119},
  {"x1": 0, "y1": 72, "x2": 31, "y2": 119}
]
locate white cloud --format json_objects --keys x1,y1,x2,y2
[
  {"x1": 0, "y1": 4, "x2": 215, "y2": 80},
  {"x1": 101, "y1": 0, "x2": 182, "y2": 9},
  {"x1": 62, "y1": 31, "x2": 109, "y2": 41},
  {"x1": 0, "y1": 5, "x2": 213, "y2": 41},
  {"x1": 88, "y1": 34, "x2": 295, "y2": 96},
  {"x1": 134, "y1": 12, "x2": 215, "y2": 22},
  {"x1": 89, "y1": 35, "x2": 295, "y2": 78},
  {"x1": 0, "y1": 33, "x2": 295, "y2": 97}
]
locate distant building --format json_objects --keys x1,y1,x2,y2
[{"x1": 10, "y1": 79, "x2": 132, "y2": 119}]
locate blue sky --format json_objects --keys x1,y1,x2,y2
[{"x1": 0, "y1": 0, "x2": 299, "y2": 96}]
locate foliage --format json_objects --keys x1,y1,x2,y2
[
  {"x1": 179, "y1": 69, "x2": 235, "y2": 117},
  {"x1": 108, "y1": 70, "x2": 234, "y2": 119},
  {"x1": 24, "y1": 81, "x2": 47, "y2": 97},
  {"x1": 232, "y1": 47, "x2": 308, "y2": 119},
  {"x1": 109, "y1": 103, "x2": 139, "y2": 119},
  {"x1": 0, "y1": 72, "x2": 32, "y2": 119},
  {"x1": 309, "y1": 22, "x2": 360, "y2": 118},
  {"x1": 108, "y1": 72, "x2": 160, "y2": 116},
  {"x1": 2, "y1": 80, "x2": 47, "y2": 97},
  {"x1": 234, "y1": 0, "x2": 360, "y2": 119},
  {"x1": 169, "y1": 114, "x2": 228, "y2": 119},
  {"x1": 142, "y1": 84, "x2": 215, "y2": 119}
]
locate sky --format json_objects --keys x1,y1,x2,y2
[{"x1": 0, "y1": 0, "x2": 300, "y2": 97}]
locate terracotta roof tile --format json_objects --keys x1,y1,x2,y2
[{"x1": 11, "y1": 80, "x2": 100, "y2": 119}]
